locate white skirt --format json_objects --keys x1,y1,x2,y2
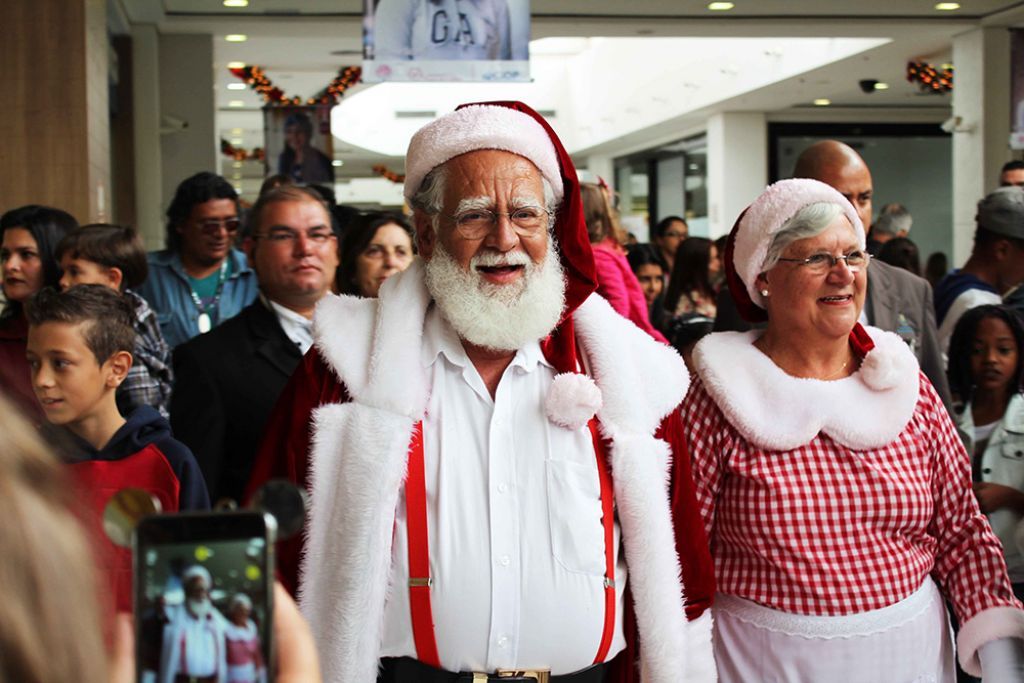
[{"x1": 713, "y1": 578, "x2": 955, "y2": 683}]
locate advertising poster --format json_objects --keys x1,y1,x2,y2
[
  {"x1": 264, "y1": 105, "x2": 336, "y2": 184},
  {"x1": 362, "y1": 0, "x2": 530, "y2": 82}
]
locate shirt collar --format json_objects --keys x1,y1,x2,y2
[{"x1": 420, "y1": 303, "x2": 551, "y2": 373}]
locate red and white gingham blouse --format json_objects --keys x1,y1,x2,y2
[{"x1": 682, "y1": 372, "x2": 1019, "y2": 623}]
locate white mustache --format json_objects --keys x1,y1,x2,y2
[{"x1": 472, "y1": 251, "x2": 531, "y2": 268}]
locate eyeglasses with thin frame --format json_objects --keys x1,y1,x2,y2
[
  {"x1": 445, "y1": 206, "x2": 551, "y2": 240},
  {"x1": 196, "y1": 217, "x2": 241, "y2": 235},
  {"x1": 253, "y1": 227, "x2": 336, "y2": 248},
  {"x1": 777, "y1": 250, "x2": 871, "y2": 274}
]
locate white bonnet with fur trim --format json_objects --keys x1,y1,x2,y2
[
  {"x1": 733, "y1": 177, "x2": 865, "y2": 308},
  {"x1": 403, "y1": 104, "x2": 564, "y2": 205}
]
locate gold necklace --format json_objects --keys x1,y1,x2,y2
[{"x1": 821, "y1": 358, "x2": 850, "y2": 380}]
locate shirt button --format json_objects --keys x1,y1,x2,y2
[
  {"x1": 498, "y1": 483, "x2": 508, "y2": 494},
  {"x1": 498, "y1": 636, "x2": 509, "y2": 648},
  {"x1": 498, "y1": 555, "x2": 510, "y2": 566},
  {"x1": 983, "y1": 468, "x2": 992, "y2": 474}
]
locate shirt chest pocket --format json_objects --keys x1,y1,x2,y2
[
  {"x1": 545, "y1": 459, "x2": 606, "y2": 576},
  {"x1": 999, "y1": 437, "x2": 1024, "y2": 462}
]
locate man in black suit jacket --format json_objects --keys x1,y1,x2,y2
[
  {"x1": 715, "y1": 140, "x2": 953, "y2": 413},
  {"x1": 171, "y1": 186, "x2": 339, "y2": 504}
]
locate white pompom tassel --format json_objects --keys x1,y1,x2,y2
[
  {"x1": 545, "y1": 373, "x2": 603, "y2": 430},
  {"x1": 860, "y1": 345, "x2": 901, "y2": 391}
]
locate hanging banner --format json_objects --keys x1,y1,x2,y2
[
  {"x1": 362, "y1": 0, "x2": 530, "y2": 83},
  {"x1": 264, "y1": 106, "x2": 336, "y2": 185},
  {"x1": 1011, "y1": 29, "x2": 1024, "y2": 150}
]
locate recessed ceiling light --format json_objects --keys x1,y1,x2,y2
[
  {"x1": 934, "y1": 2, "x2": 960, "y2": 10},
  {"x1": 813, "y1": 98, "x2": 831, "y2": 106},
  {"x1": 227, "y1": 61, "x2": 246, "y2": 69},
  {"x1": 233, "y1": 161, "x2": 243, "y2": 168},
  {"x1": 229, "y1": 100, "x2": 245, "y2": 107},
  {"x1": 874, "y1": 82, "x2": 890, "y2": 90},
  {"x1": 231, "y1": 127, "x2": 243, "y2": 134},
  {"x1": 231, "y1": 138, "x2": 243, "y2": 144},
  {"x1": 332, "y1": 160, "x2": 344, "y2": 167},
  {"x1": 708, "y1": 2, "x2": 735, "y2": 9},
  {"x1": 234, "y1": 186, "x2": 242, "y2": 193},
  {"x1": 224, "y1": 0, "x2": 249, "y2": 6},
  {"x1": 227, "y1": 83, "x2": 246, "y2": 90},
  {"x1": 941, "y1": 62, "x2": 954, "y2": 70},
  {"x1": 225, "y1": 34, "x2": 248, "y2": 42}
]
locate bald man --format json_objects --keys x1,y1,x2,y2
[{"x1": 717, "y1": 140, "x2": 953, "y2": 412}]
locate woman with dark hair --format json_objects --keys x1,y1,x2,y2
[
  {"x1": 948, "y1": 305, "x2": 1024, "y2": 601},
  {"x1": 663, "y1": 236, "x2": 719, "y2": 319},
  {"x1": 277, "y1": 112, "x2": 334, "y2": 185},
  {"x1": 337, "y1": 212, "x2": 414, "y2": 297},
  {"x1": 581, "y1": 182, "x2": 667, "y2": 342},
  {"x1": 877, "y1": 236, "x2": 922, "y2": 277},
  {"x1": 0, "y1": 205, "x2": 77, "y2": 420}
]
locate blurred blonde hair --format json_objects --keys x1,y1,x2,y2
[
  {"x1": 580, "y1": 182, "x2": 628, "y2": 246},
  {"x1": 0, "y1": 393, "x2": 108, "y2": 683}
]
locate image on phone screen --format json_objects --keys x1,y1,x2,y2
[{"x1": 134, "y1": 512, "x2": 273, "y2": 683}]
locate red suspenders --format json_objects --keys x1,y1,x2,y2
[
  {"x1": 404, "y1": 417, "x2": 617, "y2": 667},
  {"x1": 405, "y1": 422, "x2": 442, "y2": 668}
]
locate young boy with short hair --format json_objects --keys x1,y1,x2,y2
[
  {"x1": 56, "y1": 224, "x2": 173, "y2": 417},
  {"x1": 25, "y1": 285, "x2": 208, "y2": 611}
]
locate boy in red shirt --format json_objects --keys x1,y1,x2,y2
[{"x1": 25, "y1": 285, "x2": 208, "y2": 611}]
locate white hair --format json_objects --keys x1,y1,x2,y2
[{"x1": 761, "y1": 202, "x2": 845, "y2": 272}]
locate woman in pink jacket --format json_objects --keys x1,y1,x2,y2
[{"x1": 580, "y1": 182, "x2": 667, "y2": 343}]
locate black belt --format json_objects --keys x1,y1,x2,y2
[{"x1": 378, "y1": 657, "x2": 608, "y2": 683}]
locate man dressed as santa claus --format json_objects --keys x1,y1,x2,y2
[{"x1": 247, "y1": 101, "x2": 715, "y2": 683}]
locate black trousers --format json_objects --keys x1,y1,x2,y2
[{"x1": 377, "y1": 657, "x2": 609, "y2": 683}]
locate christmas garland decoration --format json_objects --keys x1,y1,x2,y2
[
  {"x1": 373, "y1": 165, "x2": 405, "y2": 183},
  {"x1": 220, "y1": 139, "x2": 265, "y2": 161},
  {"x1": 229, "y1": 65, "x2": 362, "y2": 106},
  {"x1": 906, "y1": 61, "x2": 953, "y2": 93}
]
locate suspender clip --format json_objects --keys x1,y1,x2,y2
[
  {"x1": 603, "y1": 577, "x2": 615, "y2": 589},
  {"x1": 409, "y1": 576, "x2": 432, "y2": 588}
]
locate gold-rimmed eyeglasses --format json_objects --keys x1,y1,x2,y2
[
  {"x1": 445, "y1": 206, "x2": 551, "y2": 240},
  {"x1": 777, "y1": 250, "x2": 871, "y2": 274}
]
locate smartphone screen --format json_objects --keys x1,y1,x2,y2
[{"x1": 133, "y1": 511, "x2": 275, "y2": 683}]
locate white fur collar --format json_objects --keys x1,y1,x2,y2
[{"x1": 692, "y1": 327, "x2": 920, "y2": 450}]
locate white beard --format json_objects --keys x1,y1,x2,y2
[
  {"x1": 424, "y1": 242, "x2": 566, "y2": 352},
  {"x1": 187, "y1": 599, "x2": 212, "y2": 619}
]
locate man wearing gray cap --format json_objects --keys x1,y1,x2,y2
[{"x1": 935, "y1": 187, "x2": 1024, "y2": 355}]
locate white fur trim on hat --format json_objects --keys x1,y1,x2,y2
[
  {"x1": 183, "y1": 565, "x2": 212, "y2": 587},
  {"x1": 403, "y1": 104, "x2": 564, "y2": 204},
  {"x1": 733, "y1": 178, "x2": 865, "y2": 309}
]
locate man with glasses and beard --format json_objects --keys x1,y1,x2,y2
[
  {"x1": 138, "y1": 172, "x2": 258, "y2": 348},
  {"x1": 247, "y1": 102, "x2": 715, "y2": 683}
]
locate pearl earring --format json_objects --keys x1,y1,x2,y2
[{"x1": 760, "y1": 289, "x2": 769, "y2": 297}]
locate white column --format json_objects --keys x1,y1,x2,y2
[
  {"x1": 706, "y1": 112, "x2": 768, "y2": 238},
  {"x1": 158, "y1": 33, "x2": 217, "y2": 217},
  {"x1": 131, "y1": 24, "x2": 163, "y2": 249},
  {"x1": 951, "y1": 27, "x2": 1011, "y2": 265},
  {"x1": 583, "y1": 154, "x2": 614, "y2": 187}
]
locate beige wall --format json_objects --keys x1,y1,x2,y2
[{"x1": 0, "y1": 0, "x2": 110, "y2": 223}]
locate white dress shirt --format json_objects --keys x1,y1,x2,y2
[
  {"x1": 379, "y1": 305, "x2": 626, "y2": 674},
  {"x1": 263, "y1": 295, "x2": 314, "y2": 354}
]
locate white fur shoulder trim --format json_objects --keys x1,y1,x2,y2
[
  {"x1": 573, "y1": 293, "x2": 689, "y2": 436},
  {"x1": 313, "y1": 260, "x2": 432, "y2": 419},
  {"x1": 692, "y1": 327, "x2": 919, "y2": 450}
]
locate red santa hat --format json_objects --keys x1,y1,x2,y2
[{"x1": 404, "y1": 101, "x2": 597, "y2": 375}]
